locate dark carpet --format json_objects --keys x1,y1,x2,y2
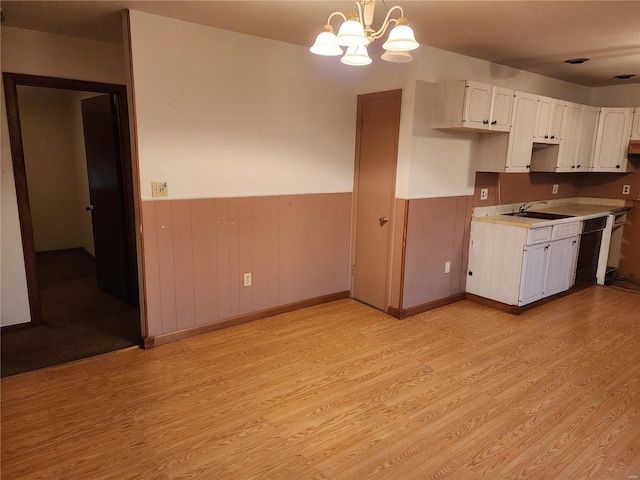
[
  {"x1": 606, "y1": 273, "x2": 640, "y2": 293},
  {"x1": 1, "y1": 250, "x2": 141, "y2": 377}
]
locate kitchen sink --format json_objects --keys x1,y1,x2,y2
[{"x1": 504, "y1": 211, "x2": 575, "y2": 220}]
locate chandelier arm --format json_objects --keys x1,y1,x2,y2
[
  {"x1": 326, "y1": 11, "x2": 348, "y2": 25},
  {"x1": 369, "y1": 5, "x2": 404, "y2": 39},
  {"x1": 354, "y1": 2, "x2": 364, "y2": 25}
]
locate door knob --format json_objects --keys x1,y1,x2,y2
[
  {"x1": 379, "y1": 216, "x2": 389, "y2": 226},
  {"x1": 86, "y1": 205, "x2": 94, "y2": 211}
]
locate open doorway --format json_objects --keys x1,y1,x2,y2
[{"x1": 2, "y1": 74, "x2": 141, "y2": 377}]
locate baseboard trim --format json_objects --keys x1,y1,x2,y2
[
  {"x1": 464, "y1": 293, "x2": 520, "y2": 314},
  {"x1": 144, "y1": 290, "x2": 350, "y2": 348},
  {"x1": 465, "y1": 282, "x2": 596, "y2": 315},
  {"x1": 387, "y1": 293, "x2": 466, "y2": 320}
]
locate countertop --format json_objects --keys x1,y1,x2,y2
[{"x1": 472, "y1": 198, "x2": 630, "y2": 229}]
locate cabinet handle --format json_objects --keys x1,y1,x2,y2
[
  {"x1": 526, "y1": 164, "x2": 531, "y2": 169},
  {"x1": 545, "y1": 245, "x2": 549, "y2": 250},
  {"x1": 550, "y1": 135, "x2": 555, "y2": 139},
  {"x1": 577, "y1": 164, "x2": 581, "y2": 168},
  {"x1": 483, "y1": 120, "x2": 489, "y2": 125},
  {"x1": 544, "y1": 135, "x2": 549, "y2": 139},
  {"x1": 491, "y1": 120, "x2": 497, "y2": 125},
  {"x1": 616, "y1": 165, "x2": 621, "y2": 169},
  {"x1": 572, "y1": 165, "x2": 575, "y2": 169}
]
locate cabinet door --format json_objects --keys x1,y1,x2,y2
[
  {"x1": 506, "y1": 91, "x2": 538, "y2": 172},
  {"x1": 591, "y1": 108, "x2": 633, "y2": 172},
  {"x1": 632, "y1": 107, "x2": 640, "y2": 140},
  {"x1": 519, "y1": 242, "x2": 548, "y2": 306},
  {"x1": 575, "y1": 106, "x2": 599, "y2": 171},
  {"x1": 489, "y1": 87, "x2": 514, "y2": 132},
  {"x1": 544, "y1": 237, "x2": 578, "y2": 297},
  {"x1": 556, "y1": 102, "x2": 582, "y2": 172},
  {"x1": 548, "y1": 99, "x2": 564, "y2": 144},
  {"x1": 463, "y1": 81, "x2": 492, "y2": 130},
  {"x1": 533, "y1": 96, "x2": 553, "y2": 142}
]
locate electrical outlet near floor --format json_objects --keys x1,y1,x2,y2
[
  {"x1": 480, "y1": 188, "x2": 488, "y2": 201},
  {"x1": 444, "y1": 261, "x2": 451, "y2": 274},
  {"x1": 623, "y1": 185, "x2": 631, "y2": 195},
  {"x1": 243, "y1": 273, "x2": 252, "y2": 287},
  {"x1": 552, "y1": 184, "x2": 559, "y2": 194},
  {"x1": 151, "y1": 182, "x2": 168, "y2": 197}
]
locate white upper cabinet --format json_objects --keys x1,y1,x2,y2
[
  {"x1": 505, "y1": 91, "x2": 538, "y2": 171},
  {"x1": 631, "y1": 107, "x2": 640, "y2": 140},
  {"x1": 556, "y1": 102, "x2": 582, "y2": 172},
  {"x1": 534, "y1": 96, "x2": 564, "y2": 144},
  {"x1": 490, "y1": 86, "x2": 515, "y2": 132},
  {"x1": 476, "y1": 91, "x2": 537, "y2": 173},
  {"x1": 432, "y1": 80, "x2": 513, "y2": 132},
  {"x1": 590, "y1": 107, "x2": 634, "y2": 172},
  {"x1": 575, "y1": 106, "x2": 600, "y2": 171}
]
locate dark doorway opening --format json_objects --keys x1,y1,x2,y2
[{"x1": 2, "y1": 73, "x2": 141, "y2": 377}]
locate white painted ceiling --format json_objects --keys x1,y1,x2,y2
[{"x1": 1, "y1": 0, "x2": 639, "y2": 88}]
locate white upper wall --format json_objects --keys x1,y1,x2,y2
[
  {"x1": 591, "y1": 84, "x2": 640, "y2": 107},
  {"x1": 128, "y1": 10, "x2": 360, "y2": 200}
]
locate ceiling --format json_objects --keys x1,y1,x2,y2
[{"x1": 1, "y1": 0, "x2": 639, "y2": 88}]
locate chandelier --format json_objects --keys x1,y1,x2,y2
[{"x1": 310, "y1": 0, "x2": 419, "y2": 66}]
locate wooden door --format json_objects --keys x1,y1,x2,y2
[
  {"x1": 81, "y1": 94, "x2": 132, "y2": 303},
  {"x1": 353, "y1": 90, "x2": 401, "y2": 310}
]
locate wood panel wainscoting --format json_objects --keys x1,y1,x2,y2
[
  {"x1": 3, "y1": 286, "x2": 639, "y2": 479},
  {"x1": 140, "y1": 193, "x2": 351, "y2": 341}
]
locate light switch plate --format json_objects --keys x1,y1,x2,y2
[
  {"x1": 623, "y1": 185, "x2": 631, "y2": 195},
  {"x1": 151, "y1": 182, "x2": 168, "y2": 198},
  {"x1": 552, "y1": 184, "x2": 559, "y2": 194},
  {"x1": 480, "y1": 188, "x2": 488, "y2": 201}
]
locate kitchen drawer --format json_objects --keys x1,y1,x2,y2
[
  {"x1": 551, "y1": 222, "x2": 580, "y2": 240},
  {"x1": 527, "y1": 226, "x2": 552, "y2": 245}
]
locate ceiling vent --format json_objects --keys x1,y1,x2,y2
[{"x1": 564, "y1": 58, "x2": 589, "y2": 64}]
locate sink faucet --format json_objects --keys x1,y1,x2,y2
[{"x1": 519, "y1": 201, "x2": 548, "y2": 214}]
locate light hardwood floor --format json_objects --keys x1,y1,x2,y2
[{"x1": 2, "y1": 285, "x2": 639, "y2": 479}]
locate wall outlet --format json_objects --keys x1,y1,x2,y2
[
  {"x1": 552, "y1": 184, "x2": 559, "y2": 194},
  {"x1": 623, "y1": 185, "x2": 631, "y2": 195},
  {"x1": 444, "y1": 261, "x2": 451, "y2": 274},
  {"x1": 151, "y1": 182, "x2": 168, "y2": 197},
  {"x1": 480, "y1": 188, "x2": 488, "y2": 201},
  {"x1": 243, "y1": 272, "x2": 252, "y2": 287}
]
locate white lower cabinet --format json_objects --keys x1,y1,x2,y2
[{"x1": 467, "y1": 220, "x2": 580, "y2": 307}]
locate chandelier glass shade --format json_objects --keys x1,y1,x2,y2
[{"x1": 310, "y1": 0, "x2": 419, "y2": 65}]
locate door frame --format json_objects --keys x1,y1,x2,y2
[
  {"x1": 2, "y1": 72, "x2": 138, "y2": 326},
  {"x1": 350, "y1": 89, "x2": 402, "y2": 311}
]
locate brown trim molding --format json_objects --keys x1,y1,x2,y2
[
  {"x1": 464, "y1": 293, "x2": 520, "y2": 315},
  {"x1": 144, "y1": 291, "x2": 350, "y2": 348},
  {"x1": 2, "y1": 72, "x2": 138, "y2": 325},
  {"x1": 466, "y1": 282, "x2": 596, "y2": 315},
  {"x1": 387, "y1": 293, "x2": 466, "y2": 319}
]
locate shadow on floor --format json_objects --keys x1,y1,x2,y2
[{"x1": 1, "y1": 250, "x2": 141, "y2": 377}]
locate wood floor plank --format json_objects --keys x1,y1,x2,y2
[{"x1": 2, "y1": 285, "x2": 640, "y2": 478}]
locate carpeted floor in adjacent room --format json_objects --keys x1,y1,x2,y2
[{"x1": 1, "y1": 250, "x2": 141, "y2": 377}]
